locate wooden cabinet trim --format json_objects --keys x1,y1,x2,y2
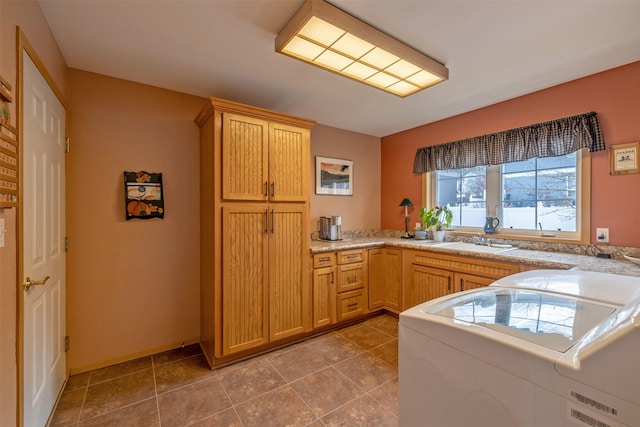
[{"x1": 408, "y1": 250, "x2": 519, "y2": 279}]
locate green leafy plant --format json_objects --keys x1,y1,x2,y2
[{"x1": 419, "y1": 205, "x2": 453, "y2": 231}]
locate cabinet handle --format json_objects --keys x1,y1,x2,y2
[
  {"x1": 347, "y1": 255, "x2": 358, "y2": 259},
  {"x1": 348, "y1": 275, "x2": 358, "y2": 281},
  {"x1": 271, "y1": 209, "x2": 275, "y2": 233},
  {"x1": 331, "y1": 271, "x2": 334, "y2": 284},
  {"x1": 264, "y1": 181, "x2": 269, "y2": 197},
  {"x1": 319, "y1": 257, "x2": 331, "y2": 263},
  {"x1": 347, "y1": 303, "x2": 358, "y2": 309},
  {"x1": 271, "y1": 182, "x2": 275, "y2": 197},
  {"x1": 264, "y1": 209, "x2": 269, "y2": 234}
]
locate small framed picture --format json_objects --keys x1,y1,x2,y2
[
  {"x1": 315, "y1": 156, "x2": 353, "y2": 195},
  {"x1": 124, "y1": 171, "x2": 164, "y2": 220},
  {"x1": 609, "y1": 142, "x2": 639, "y2": 175}
]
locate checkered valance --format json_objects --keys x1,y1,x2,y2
[{"x1": 413, "y1": 112, "x2": 605, "y2": 173}]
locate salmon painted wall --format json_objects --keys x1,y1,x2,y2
[
  {"x1": 381, "y1": 62, "x2": 640, "y2": 248},
  {"x1": 310, "y1": 125, "x2": 380, "y2": 233},
  {"x1": 66, "y1": 69, "x2": 205, "y2": 372},
  {"x1": 0, "y1": 1, "x2": 68, "y2": 425}
]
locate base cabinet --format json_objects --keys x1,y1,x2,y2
[
  {"x1": 312, "y1": 249, "x2": 368, "y2": 328},
  {"x1": 403, "y1": 249, "x2": 520, "y2": 309},
  {"x1": 368, "y1": 248, "x2": 402, "y2": 312},
  {"x1": 404, "y1": 264, "x2": 454, "y2": 309}
]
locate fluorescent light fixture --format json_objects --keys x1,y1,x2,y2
[{"x1": 275, "y1": 0, "x2": 448, "y2": 97}]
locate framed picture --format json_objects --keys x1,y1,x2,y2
[
  {"x1": 609, "y1": 142, "x2": 639, "y2": 175},
  {"x1": 124, "y1": 171, "x2": 164, "y2": 220},
  {"x1": 315, "y1": 156, "x2": 353, "y2": 195}
]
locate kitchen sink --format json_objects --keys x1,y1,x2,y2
[{"x1": 433, "y1": 241, "x2": 517, "y2": 254}]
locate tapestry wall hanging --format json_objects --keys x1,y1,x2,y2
[{"x1": 124, "y1": 171, "x2": 164, "y2": 220}]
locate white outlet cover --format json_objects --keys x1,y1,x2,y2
[
  {"x1": 0, "y1": 218, "x2": 4, "y2": 248},
  {"x1": 596, "y1": 227, "x2": 609, "y2": 243}
]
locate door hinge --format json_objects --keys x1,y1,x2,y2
[
  {"x1": 65, "y1": 236, "x2": 70, "y2": 252},
  {"x1": 65, "y1": 336, "x2": 70, "y2": 352},
  {"x1": 65, "y1": 137, "x2": 70, "y2": 153}
]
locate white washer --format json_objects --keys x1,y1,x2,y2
[{"x1": 399, "y1": 270, "x2": 640, "y2": 427}]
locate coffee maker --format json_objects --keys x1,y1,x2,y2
[{"x1": 319, "y1": 216, "x2": 342, "y2": 241}]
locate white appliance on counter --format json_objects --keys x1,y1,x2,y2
[{"x1": 399, "y1": 270, "x2": 640, "y2": 427}]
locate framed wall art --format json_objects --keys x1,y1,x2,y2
[
  {"x1": 315, "y1": 156, "x2": 353, "y2": 195},
  {"x1": 609, "y1": 142, "x2": 639, "y2": 175},
  {"x1": 124, "y1": 171, "x2": 164, "y2": 220}
]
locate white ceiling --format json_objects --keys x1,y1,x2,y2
[{"x1": 38, "y1": 0, "x2": 640, "y2": 137}]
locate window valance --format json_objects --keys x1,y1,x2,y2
[{"x1": 413, "y1": 111, "x2": 605, "y2": 173}]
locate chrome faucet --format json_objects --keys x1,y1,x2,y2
[{"x1": 476, "y1": 233, "x2": 492, "y2": 246}]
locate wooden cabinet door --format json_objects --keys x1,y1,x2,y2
[
  {"x1": 222, "y1": 113, "x2": 269, "y2": 201},
  {"x1": 405, "y1": 264, "x2": 454, "y2": 309},
  {"x1": 268, "y1": 205, "x2": 310, "y2": 341},
  {"x1": 269, "y1": 123, "x2": 309, "y2": 202},
  {"x1": 456, "y1": 273, "x2": 494, "y2": 292},
  {"x1": 312, "y1": 266, "x2": 336, "y2": 328},
  {"x1": 383, "y1": 248, "x2": 403, "y2": 311},
  {"x1": 368, "y1": 249, "x2": 385, "y2": 310},
  {"x1": 222, "y1": 206, "x2": 269, "y2": 355}
]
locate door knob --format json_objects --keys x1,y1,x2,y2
[{"x1": 23, "y1": 276, "x2": 50, "y2": 292}]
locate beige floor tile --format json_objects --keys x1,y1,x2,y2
[
  {"x1": 157, "y1": 375, "x2": 232, "y2": 427},
  {"x1": 291, "y1": 367, "x2": 363, "y2": 418},
  {"x1": 369, "y1": 315, "x2": 400, "y2": 338},
  {"x1": 50, "y1": 316, "x2": 400, "y2": 426},
  {"x1": 64, "y1": 372, "x2": 91, "y2": 392},
  {"x1": 78, "y1": 398, "x2": 159, "y2": 427},
  {"x1": 340, "y1": 324, "x2": 395, "y2": 350},
  {"x1": 80, "y1": 369, "x2": 156, "y2": 420},
  {"x1": 368, "y1": 378, "x2": 399, "y2": 415},
  {"x1": 234, "y1": 385, "x2": 316, "y2": 427},
  {"x1": 369, "y1": 339, "x2": 399, "y2": 369},
  {"x1": 335, "y1": 352, "x2": 397, "y2": 392},
  {"x1": 269, "y1": 344, "x2": 332, "y2": 382},
  {"x1": 154, "y1": 354, "x2": 215, "y2": 394},
  {"x1": 305, "y1": 333, "x2": 363, "y2": 364},
  {"x1": 322, "y1": 395, "x2": 399, "y2": 427},
  {"x1": 218, "y1": 359, "x2": 286, "y2": 405},
  {"x1": 48, "y1": 387, "x2": 86, "y2": 427},
  {"x1": 189, "y1": 408, "x2": 243, "y2": 426},
  {"x1": 89, "y1": 357, "x2": 152, "y2": 385}
]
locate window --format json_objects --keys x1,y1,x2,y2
[{"x1": 428, "y1": 150, "x2": 589, "y2": 241}]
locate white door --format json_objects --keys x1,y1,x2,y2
[{"x1": 22, "y1": 52, "x2": 66, "y2": 427}]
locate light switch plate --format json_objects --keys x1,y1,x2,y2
[
  {"x1": 0, "y1": 218, "x2": 4, "y2": 248},
  {"x1": 596, "y1": 227, "x2": 609, "y2": 243}
]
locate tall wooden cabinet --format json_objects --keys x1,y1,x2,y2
[{"x1": 196, "y1": 97, "x2": 315, "y2": 366}]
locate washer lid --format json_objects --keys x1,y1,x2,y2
[{"x1": 425, "y1": 288, "x2": 618, "y2": 352}]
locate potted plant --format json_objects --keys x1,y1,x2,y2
[{"x1": 419, "y1": 205, "x2": 453, "y2": 241}]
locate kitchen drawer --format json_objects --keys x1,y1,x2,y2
[
  {"x1": 337, "y1": 289, "x2": 366, "y2": 321},
  {"x1": 313, "y1": 252, "x2": 336, "y2": 268},
  {"x1": 338, "y1": 249, "x2": 364, "y2": 265},
  {"x1": 336, "y1": 263, "x2": 364, "y2": 292}
]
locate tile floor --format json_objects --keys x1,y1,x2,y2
[{"x1": 49, "y1": 314, "x2": 399, "y2": 427}]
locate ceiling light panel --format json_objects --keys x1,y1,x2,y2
[{"x1": 276, "y1": 0, "x2": 448, "y2": 97}]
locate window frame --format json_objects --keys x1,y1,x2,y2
[{"x1": 423, "y1": 149, "x2": 591, "y2": 244}]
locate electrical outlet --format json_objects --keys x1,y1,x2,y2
[
  {"x1": 596, "y1": 227, "x2": 609, "y2": 243},
  {"x1": 0, "y1": 218, "x2": 4, "y2": 248}
]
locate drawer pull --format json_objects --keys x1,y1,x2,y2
[
  {"x1": 319, "y1": 257, "x2": 331, "y2": 262},
  {"x1": 347, "y1": 275, "x2": 358, "y2": 281},
  {"x1": 347, "y1": 255, "x2": 359, "y2": 259}
]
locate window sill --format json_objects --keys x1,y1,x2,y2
[{"x1": 446, "y1": 229, "x2": 589, "y2": 245}]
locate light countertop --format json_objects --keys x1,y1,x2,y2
[{"x1": 311, "y1": 237, "x2": 640, "y2": 277}]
